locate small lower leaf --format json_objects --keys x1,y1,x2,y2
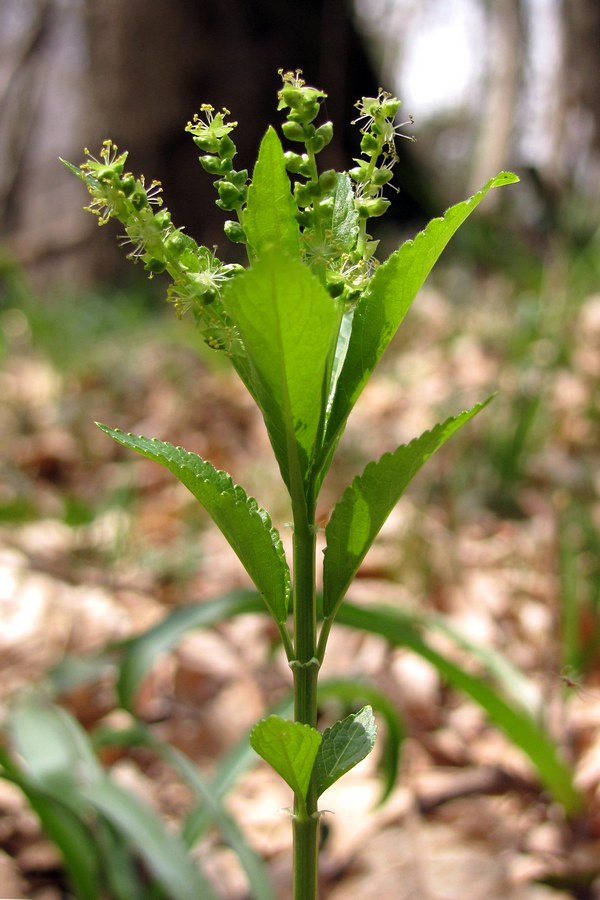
[
  {"x1": 250, "y1": 716, "x2": 322, "y2": 802},
  {"x1": 314, "y1": 706, "x2": 376, "y2": 797}
]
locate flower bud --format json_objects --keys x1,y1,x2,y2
[
  {"x1": 230, "y1": 168, "x2": 248, "y2": 187},
  {"x1": 294, "y1": 181, "x2": 320, "y2": 208},
  {"x1": 199, "y1": 155, "x2": 231, "y2": 175},
  {"x1": 143, "y1": 256, "x2": 167, "y2": 274},
  {"x1": 165, "y1": 230, "x2": 196, "y2": 254},
  {"x1": 223, "y1": 220, "x2": 246, "y2": 243},
  {"x1": 95, "y1": 166, "x2": 119, "y2": 185},
  {"x1": 318, "y1": 169, "x2": 337, "y2": 192},
  {"x1": 118, "y1": 174, "x2": 135, "y2": 197},
  {"x1": 193, "y1": 134, "x2": 220, "y2": 154},
  {"x1": 295, "y1": 209, "x2": 314, "y2": 227},
  {"x1": 360, "y1": 132, "x2": 380, "y2": 155},
  {"x1": 355, "y1": 197, "x2": 390, "y2": 218},
  {"x1": 325, "y1": 272, "x2": 345, "y2": 298},
  {"x1": 216, "y1": 181, "x2": 243, "y2": 208},
  {"x1": 371, "y1": 167, "x2": 394, "y2": 186},
  {"x1": 154, "y1": 209, "x2": 172, "y2": 230},
  {"x1": 280, "y1": 86, "x2": 305, "y2": 110},
  {"x1": 218, "y1": 135, "x2": 237, "y2": 160},
  {"x1": 314, "y1": 122, "x2": 333, "y2": 150},
  {"x1": 282, "y1": 121, "x2": 306, "y2": 142},
  {"x1": 381, "y1": 98, "x2": 402, "y2": 118},
  {"x1": 284, "y1": 152, "x2": 306, "y2": 174},
  {"x1": 349, "y1": 162, "x2": 369, "y2": 183},
  {"x1": 130, "y1": 185, "x2": 148, "y2": 210}
]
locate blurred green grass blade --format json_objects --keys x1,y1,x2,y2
[
  {"x1": 9, "y1": 698, "x2": 103, "y2": 809},
  {"x1": 336, "y1": 602, "x2": 583, "y2": 814},
  {"x1": 81, "y1": 777, "x2": 217, "y2": 900},
  {"x1": 97, "y1": 426, "x2": 291, "y2": 625},
  {"x1": 115, "y1": 589, "x2": 263, "y2": 710},
  {"x1": 422, "y1": 612, "x2": 542, "y2": 716},
  {"x1": 323, "y1": 400, "x2": 490, "y2": 617},
  {"x1": 159, "y1": 742, "x2": 276, "y2": 900},
  {"x1": 94, "y1": 720, "x2": 275, "y2": 899},
  {"x1": 0, "y1": 750, "x2": 100, "y2": 900},
  {"x1": 181, "y1": 692, "x2": 295, "y2": 846},
  {"x1": 94, "y1": 818, "x2": 151, "y2": 900},
  {"x1": 318, "y1": 679, "x2": 404, "y2": 804}
]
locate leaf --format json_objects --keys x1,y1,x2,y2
[
  {"x1": 423, "y1": 612, "x2": 542, "y2": 717},
  {"x1": 313, "y1": 706, "x2": 376, "y2": 797},
  {"x1": 81, "y1": 777, "x2": 216, "y2": 900},
  {"x1": 0, "y1": 749, "x2": 100, "y2": 900},
  {"x1": 182, "y1": 691, "x2": 295, "y2": 847},
  {"x1": 158, "y1": 742, "x2": 276, "y2": 900},
  {"x1": 115, "y1": 590, "x2": 264, "y2": 710},
  {"x1": 328, "y1": 173, "x2": 359, "y2": 252},
  {"x1": 250, "y1": 716, "x2": 322, "y2": 804},
  {"x1": 223, "y1": 252, "x2": 342, "y2": 495},
  {"x1": 106, "y1": 589, "x2": 580, "y2": 814},
  {"x1": 335, "y1": 601, "x2": 583, "y2": 814},
  {"x1": 321, "y1": 172, "x2": 519, "y2": 469},
  {"x1": 318, "y1": 679, "x2": 404, "y2": 804},
  {"x1": 9, "y1": 698, "x2": 103, "y2": 809},
  {"x1": 97, "y1": 426, "x2": 290, "y2": 624},
  {"x1": 244, "y1": 126, "x2": 300, "y2": 260},
  {"x1": 323, "y1": 400, "x2": 491, "y2": 617}
]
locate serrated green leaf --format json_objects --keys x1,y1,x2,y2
[
  {"x1": 97, "y1": 427, "x2": 290, "y2": 624},
  {"x1": 314, "y1": 706, "x2": 376, "y2": 797},
  {"x1": 321, "y1": 172, "x2": 519, "y2": 470},
  {"x1": 250, "y1": 716, "x2": 322, "y2": 803},
  {"x1": 81, "y1": 777, "x2": 216, "y2": 900},
  {"x1": 318, "y1": 680, "x2": 403, "y2": 804},
  {"x1": 223, "y1": 252, "x2": 342, "y2": 495},
  {"x1": 323, "y1": 399, "x2": 491, "y2": 617},
  {"x1": 244, "y1": 126, "x2": 300, "y2": 259},
  {"x1": 328, "y1": 173, "x2": 359, "y2": 252}
]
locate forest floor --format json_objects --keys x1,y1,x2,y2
[{"x1": 2, "y1": 240, "x2": 600, "y2": 899}]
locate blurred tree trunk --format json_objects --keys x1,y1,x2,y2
[
  {"x1": 2, "y1": 0, "x2": 386, "y2": 284},
  {"x1": 468, "y1": 0, "x2": 523, "y2": 200},
  {"x1": 82, "y1": 0, "x2": 383, "y2": 277},
  {"x1": 561, "y1": 0, "x2": 600, "y2": 197},
  {"x1": 0, "y1": 0, "x2": 89, "y2": 277}
]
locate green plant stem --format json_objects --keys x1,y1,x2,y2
[{"x1": 291, "y1": 497, "x2": 320, "y2": 899}]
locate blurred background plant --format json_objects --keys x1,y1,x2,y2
[{"x1": 2, "y1": 1, "x2": 600, "y2": 897}]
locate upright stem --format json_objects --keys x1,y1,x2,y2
[{"x1": 291, "y1": 492, "x2": 320, "y2": 900}]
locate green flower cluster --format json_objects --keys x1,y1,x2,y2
[
  {"x1": 276, "y1": 70, "x2": 414, "y2": 302},
  {"x1": 185, "y1": 105, "x2": 249, "y2": 245},
  {"x1": 65, "y1": 71, "x2": 413, "y2": 349},
  {"x1": 63, "y1": 140, "x2": 243, "y2": 354}
]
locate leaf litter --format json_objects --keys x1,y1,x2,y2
[{"x1": 1, "y1": 272, "x2": 600, "y2": 898}]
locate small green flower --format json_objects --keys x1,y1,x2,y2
[
  {"x1": 277, "y1": 69, "x2": 327, "y2": 126},
  {"x1": 185, "y1": 104, "x2": 238, "y2": 155}
]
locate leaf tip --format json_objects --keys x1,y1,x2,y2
[{"x1": 491, "y1": 170, "x2": 520, "y2": 188}]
